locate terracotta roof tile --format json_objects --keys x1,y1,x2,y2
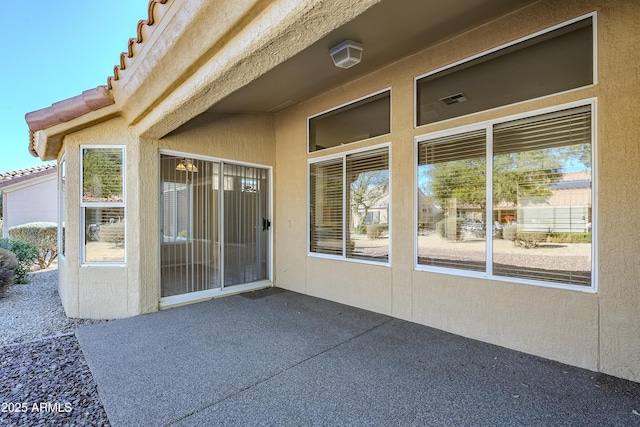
[
  {"x1": 24, "y1": 0, "x2": 172, "y2": 158},
  {"x1": 108, "y1": 0, "x2": 170, "y2": 90},
  {"x1": 0, "y1": 164, "x2": 57, "y2": 188}
]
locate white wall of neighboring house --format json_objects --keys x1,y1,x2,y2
[{"x1": 1, "y1": 173, "x2": 57, "y2": 237}]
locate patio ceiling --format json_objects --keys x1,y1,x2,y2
[{"x1": 204, "y1": 0, "x2": 539, "y2": 115}]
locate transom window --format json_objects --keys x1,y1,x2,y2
[
  {"x1": 81, "y1": 146, "x2": 125, "y2": 264},
  {"x1": 417, "y1": 102, "x2": 594, "y2": 289},
  {"x1": 416, "y1": 15, "x2": 594, "y2": 126},
  {"x1": 308, "y1": 90, "x2": 391, "y2": 152},
  {"x1": 309, "y1": 145, "x2": 390, "y2": 264}
]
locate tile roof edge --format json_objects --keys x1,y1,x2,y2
[
  {"x1": 0, "y1": 164, "x2": 57, "y2": 188},
  {"x1": 25, "y1": 86, "x2": 115, "y2": 157},
  {"x1": 24, "y1": 0, "x2": 172, "y2": 158},
  {"x1": 107, "y1": 0, "x2": 170, "y2": 90}
]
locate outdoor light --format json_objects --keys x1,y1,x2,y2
[
  {"x1": 176, "y1": 159, "x2": 198, "y2": 172},
  {"x1": 329, "y1": 40, "x2": 363, "y2": 69}
]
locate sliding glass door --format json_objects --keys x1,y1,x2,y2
[{"x1": 160, "y1": 154, "x2": 270, "y2": 299}]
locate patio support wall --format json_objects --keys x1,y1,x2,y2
[{"x1": 274, "y1": 0, "x2": 640, "y2": 382}]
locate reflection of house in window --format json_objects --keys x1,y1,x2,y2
[{"x1": 515, "y1": 171, "x2": 592, "y2": 233}]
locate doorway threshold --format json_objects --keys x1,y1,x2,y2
[{"x1": 159, "y1": 281, "x2": 273, "y2": 310}]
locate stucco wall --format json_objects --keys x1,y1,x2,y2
[
  {"x1": 274, "y1": 0, "x2": 640, "y2": 382},
  {"x1": 1, "y1": 175, "x2": 57, "y2": 237},
  {"x1": 58, "y1": 117, "x2": 140, "y2": 319},
  {"x1": 58, "y1": 113, "x2": 276, "y2": 319}
]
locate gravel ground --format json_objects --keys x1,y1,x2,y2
[{"x1": 0, "y1": 265, "x2": 110, "y2": 426}]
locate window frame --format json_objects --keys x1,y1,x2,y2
[
  {"x1": 80, "y1": 145, "x2": 126, "y2": 266},
  {"x1": 307, "y1": 88, "x2": 392, "y2": 154},
  {"x1": 413, "y1": 12, "x2": 597, "y2": 129},
  {"x1": 58, "y1": 154, "x2": 66, "y2": 259},
  {"x1": 308, "y1": 142, "x2": 392, "y2": 266},
  {"x1": 414, "y1": 99, "x2": 597, "y2": 292}
]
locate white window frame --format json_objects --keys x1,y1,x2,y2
[
  {"x1": 58, "y1": 154, "x2": 66, "y2": 259},
  {"x1": 307, "y1": 142, "x2": 392, "y2": 266},
  {"x1": 413, "y1": 12, "x2": 597, "y2": 129},
  {"x1": 80, "y1": 145, "x2": 126, "y2": 266},
  {"x1": 414, "y1": 99, "x2": 597, "y2": 293}
]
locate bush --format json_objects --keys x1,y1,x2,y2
[
  {"x1": 100, "y1": 222, "x2": 125, "y2": 247},
  {"x1": 0, "y1": 238, "x2": 38, "y2": 284},
  {"x1": 0, "y1": 247, "x2": 18, "y2": 289},
  {"x1": 512, "y1": 232, "x2": 546, "y2": 249},
  {"x1": 366, "y1": 224, "x2": 388, "y2": 239},
  {"x1": 8, "y1": 222, "x2": 58, "y2": 269},
  {"x1": 546, "y1": 232, "x2": 592, "y2": 244}
]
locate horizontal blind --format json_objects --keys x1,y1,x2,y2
[
  {"x1": 309, "y1": 158, "x2": 344, "y2": 255},
  {"x1": 419, "y1": 130, "x2": 486, "y2": 165},
  {"x1": 82, "y1": 148, "x2": 124, "y2": 203},
  {"x1": 494, "y1": 105, "x2": 591, "y2": 154},
  {"x1": 417, "y1": 130, "x2": 486, "y2": 272},
  {"x1": 346, "y1": 147, "x2": 390, "y2": 262},
  {"x1": 492, "y1": 106, "x2": 592, "y2": 286}
]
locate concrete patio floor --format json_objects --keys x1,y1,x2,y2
[{"x1": 76, "y1": 288, "x2": 640, "y2": 426}]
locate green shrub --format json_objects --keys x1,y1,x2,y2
[
  {"x1": 546, "y1": 232, "x2": 592, "y2": 244},
  {"x1": 0, "y1": 238, "x2": 38, "y2": 284},
  {"x1": 0, "y1": 247, "x2": 18, "y2": 289},
  {"x1": 366, "y1": 224, "x2": 388, "y2": 239},
  {"x1": 512, "y1": 232, "x2": 546, "y2": 249},
  {"x1": 8, "y1": 222, "x2": 58, "y2": 269}
]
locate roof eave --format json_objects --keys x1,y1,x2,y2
[
  {"x1": 25, "y1": 86, "x2": 117, "y2": 160},
  {"x1": 30, "y1": 103, "x2": 120, "y2": 161}
]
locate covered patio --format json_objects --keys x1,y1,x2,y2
[{"x1": 76, "y1": 289, "x2": 640, "y2": 426}]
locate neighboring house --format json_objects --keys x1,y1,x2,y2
[
  {"x1": 23, "y1": 0, "x2": 640, "y2": 383},
  {"x1": 0, "y1": 164, "x2": 57, "y2": 237}
]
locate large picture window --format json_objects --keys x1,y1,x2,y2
[
  {"x1": 309, "y1": 145, "x2": 390, "y2": 263},
  {"x1": 81, "y1": 146, "x2": 125, "y2": 264},
  {"x1": 417, "y1": 103, "x2": 594, "y2": 289}
]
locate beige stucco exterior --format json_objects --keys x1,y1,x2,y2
[{"x1": 32, "y1": 0, "x2": 639, "y2": 383}]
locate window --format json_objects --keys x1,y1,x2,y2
[
  {"x1": 309, "y1": 145, "x2": 390, "y2": 263},
  {"x1": 417, "y1": 103, "x2": 594, "y2": 289},
  {"x1": 416, "y1": 16, "x2": 594, "y2": 126},
  {"x1": 81, "y1": 147, "x2": 125, "y2": 264},
  {"x1": 58, "y1": 156, "x2": 66, "y2": 257},
  {"x1": 309, "y1": 90, "x2": 390, "y2": 152}
]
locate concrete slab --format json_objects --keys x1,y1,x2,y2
[{"x1": 77, "y1": 289, "x2": 640, "y2": 426}]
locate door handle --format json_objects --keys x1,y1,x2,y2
[{"x1": 262, "y1": 218, "x2": 271, "y2": 231}]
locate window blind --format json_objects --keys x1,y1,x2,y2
[
  {"x1": 417, "y1": 130, "x2": 487, "y2": 271},
  {"x1": 309, "y1": 158, "x2": 344, "y2": 255},
  {"x1": 492, "y1": 106, "x2": 592, "y2": 286},
  {"x1": 82, "y1": 148, "x2": 124, "y2": 203},
  {"x1": 346, "y1": 147, "x2": 390, "y2": 262}
]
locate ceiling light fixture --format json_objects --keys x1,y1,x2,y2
[
  {"x1": 329, "y1": 40, "x2": 363, "y2": 69},
  {"x1": 176, "y1": 159, "x2": 198, "y2": 173}
]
